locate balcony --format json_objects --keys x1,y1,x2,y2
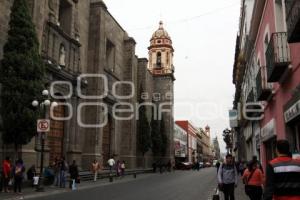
[
  {"x1": 265, "y1": 32, "x2": 291, "y2": 82},
  {"x1": 256, "y1": 67, "x2": 272, "y2": 101},
  {"x1": 245, "y1": 88, "x2": 262, "y2": 118},
  {"x1": 286, "y1": 0, "x2": 300, "y2": 43}
]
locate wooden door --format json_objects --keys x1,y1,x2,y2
[{"x1": 48, "y1": 104, "x2": 65, "y2": 164}]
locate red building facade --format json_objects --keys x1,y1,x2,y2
[{"x1": 175, "y1": 121, "x2": 198, "y2": 163}]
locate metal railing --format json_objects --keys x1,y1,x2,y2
[{"x1": 265, "y1": 32, "x2": 290, "y2": 81}]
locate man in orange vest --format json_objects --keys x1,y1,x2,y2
[{"x1": 264, "y1": 140, "x2": 300, "y2": 200}]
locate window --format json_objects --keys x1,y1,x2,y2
[
  {"x1": 167, "y1": 52, "x2": 169, "y2": 65},
  {"x1": 106, "y1": 39, "x2": 115, "y2": 71},
  {"x1": 264, "y1": 34, "x2": 269, "y2": 54},
  {"x1": 59, "y1": 0, "x2": 72, "y2": 35},
  {"x1": 156, "y1": 52, "x2": 161, "y2": 68}
]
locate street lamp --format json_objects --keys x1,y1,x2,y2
[
  {"x1": 32, "y1": 89, "x2": 57, "y2": 192},
  {"x1": 223, "y1": 128, "x2": 232, "y2": 154}
]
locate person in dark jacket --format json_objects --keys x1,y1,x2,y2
[
  {"x1": 69, "y1": 160, "x2": 79, "y2": 189},
  {"x1": 13, "y1": 159, "x2": 25, "y2": 194},
  {"x1": 264, "y1": 140, "x2": 300, "y2": 200},
  {"x1": 27, "y1": 165, "x2": 36, "y2": 187}
]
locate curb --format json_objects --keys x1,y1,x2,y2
[{"x1": 2, "y1": 173, "x2": 153, "y2": 200}]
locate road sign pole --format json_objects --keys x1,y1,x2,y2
[{"x1": 36, "y1": 132, "x2": 45, "y2": 192}]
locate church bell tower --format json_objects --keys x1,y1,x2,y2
[
  {"x1": 148, "y1": 21, "x2": 175, "y2": 161},
  {"x1": 148, "y1": 21, "x2": 175, "y2": 78}
]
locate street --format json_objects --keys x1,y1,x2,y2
[{"x1": 34, "y1": 168, "x2": 218, "y2": 200}]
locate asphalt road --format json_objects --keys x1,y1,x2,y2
[{"x1": 33, "y1": 168, "x2": 218, "y2": 200}]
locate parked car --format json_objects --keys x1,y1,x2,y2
[
  {"x1": 199, "y1": 162, "x2": 204, "y2": 168},
  {"x1": 175, "y1": 162, "x2": 193, "y2": 170},
  {"x1": 204, "y1": 162, "x2": 212, "y2": 167}
]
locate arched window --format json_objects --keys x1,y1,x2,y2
[{"x1": 156, "y1": 52, "x2": 162, "y2": 68}]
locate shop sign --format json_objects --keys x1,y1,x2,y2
[
  {"x1": 284, "y1": 100, "x2": 300, "y2": 123},
  {"x1": 229, "y1": 109, "x2": 238, "y2": 128},
  {"x1": 261, "y1": 119, "x2": 276, "y2": 142},
  {"x1": 292, "y1": 153, "x2": 300, "y2": 160},
  {"x1": 174, "y1": 140, "x2": 187, "y2": 157}
]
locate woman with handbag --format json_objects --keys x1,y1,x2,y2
[{"x1": 242, "y1": 160, "x2": 264, "y2": 200}]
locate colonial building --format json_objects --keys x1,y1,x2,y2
[
  {"x1": 200, "y1": 126, "x2": 212, "y2": 162},
  {"x1": 175, "y1": 121, "x2": 198, "y2": 163},
  {"x1": 232, "y1": 0, "x2": 300, "y2": 168},
  {"x1": 0, "y1": 0, "x2": 175, "y2": 169},
  {"x1": 174, "y1": 123, "x2": 187, "y2": 163}
]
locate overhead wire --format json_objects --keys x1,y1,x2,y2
[{"x1": 127, "y1": 2, "x2": 240, "y2": 31}]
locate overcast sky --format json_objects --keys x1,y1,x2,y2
[{"x1": 105, "y1": 0, "x2": 241, "y2": 152}]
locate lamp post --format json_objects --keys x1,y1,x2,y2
[
  {"x1": 32, "y1": 89, "x2": 57, "y2": 192},
  {"x1": 223, "y1": 128, "x2": 232, "y2": 154}
]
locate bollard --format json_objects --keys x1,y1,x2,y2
[
  {"x1": 133, "y1": 172, "x2": 137, "y2": 179},
  {"x1": 109, "y1": 174, "x2": 113, "y2": 182}
]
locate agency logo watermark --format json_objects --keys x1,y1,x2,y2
[{"x1": 48, "y1": 74, "x2": 264, "y2": 128}]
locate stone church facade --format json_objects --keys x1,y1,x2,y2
[{"x1": 0, "y1": 0, "x2": 175, "y2": 169}]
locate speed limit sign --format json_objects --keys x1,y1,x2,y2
[{"x1": 37, "y1": 119, "x2": 50, "y2": 132}]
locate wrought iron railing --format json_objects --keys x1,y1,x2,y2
[{"x1": 265, "y1": 32, "x2": 290, "y2": 81}]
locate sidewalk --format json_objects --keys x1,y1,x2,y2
[
  {"x1": 1, "y1": 173, "x2": 152, "y2": 200},
  {"x1": 218, "y1": 178, "x2": 248, "y2": 200}
]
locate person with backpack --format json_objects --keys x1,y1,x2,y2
[
  {"x1": 242, "y1": 160, "x2": 264, "y2": 200},
  {"x1": 218, "y1": 154, "x2": 238, "y2": 200},
  {"x1": 13, "y1": 159, "x2": 25, "y2": 194}
]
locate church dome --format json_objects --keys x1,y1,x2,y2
[{"x1": 151, "y1": 21, "x2": 171, "y2": 40}]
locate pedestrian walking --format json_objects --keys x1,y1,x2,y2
[
  {"x1": 91, "y1": 160, "x2": 100, "y2": 181},
  {"x1": 121, "y1": 161, "x2": 126, "y2": 177},
  {"x1": 13, "y1": 159, "x2": 25, "y2": 194},
  {"x1": 158, "y1": 161, "x2": 163, "y2": 174},
  {"x1": 264, "y1": 140, "x2": 300, "y2": 200},
  {"x1": 218, "y1": 154, "x2": 238, "y2": 200},
  {"x1": 167, "y1": 160, "x2": 172, "y2": 172},
  {"x1": 2, "y1": 157, "x2": 12, "y2": 193},
  {"x1": 59, "y1": 156, "x2": 68, "y2": 188},
  {"x1": 53, "y1": 157, "x2": 60, "y2": 186},
  {"x1": 252, "y1": 156, "x2": 264, "y2": 173},
  {"x1": 107, "y1": 157, "x2": 115, "y2": 174},
  {"x1": 216, "y1": 161, "x2": 221, "y2": 174},
  {"x1": 238, "y1": 162, "x2": 245, "y2": 176},
  {"x1": 242, "y1": 160, "x2": 264, "y2": 200},
  {"x1": 116, "y1": 160, "x2": 121, "y2": 177},
  {"x1": 69, "y1": 160, "x2": 79, "y2": 190}
]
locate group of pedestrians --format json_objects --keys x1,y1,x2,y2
[
  {"x1": 0, "y1": 157, "x2": 25, "y2": 194},
  {"x1": 106, "y1": 157, "x2": 126, "y2": 177},
  {"x1": 217, "y1": 139, "x2": 300, "y2": 200},
  {"x1": 52, "y1": 157, "x2": 80, "y2": 190}
]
